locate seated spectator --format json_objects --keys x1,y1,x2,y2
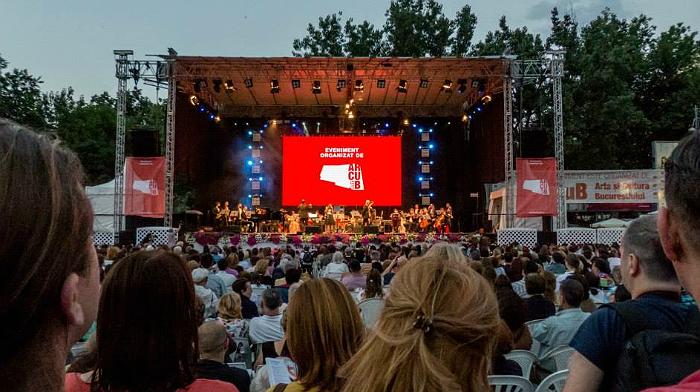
[
  {"x1": 361, "y1": 269, "x2": 384, "y2": 301},
  {"x1": 524, "y1": 273, "x2": 556, "y2": 321},
  {"x1": 382, "y1": 255, "x2": 407, "y2": 286},
  {"x1": 193, "y1": 268, "x2": 220, "y2": 319},
  {"x1": 216, "y1": 257, "x2": 236, "y2": 289},
  {"x1": 556, "y1": 253, "x2": 582, "y2": 292},
  {"x1": 512, "y1": 260, "x2": 540, "y2": 298},
  {"x1": 340, "y1": 255, "x2": 499, "y2": 392},
  {"x1": 65, "y1": 251, "x2": 235, "y2": 392},
  {"x1": 546, "y1": 251, "x2": 567, "y2": 275},
  {"x1": 492, "y1": 320, "x2": 523, "y2": 376},
  {"x1": 249, "y1": 289, "x2": 283, "y2": 344},
  {"x1": 275, "y1": 268, "x2": 301, "y2": 304},
  {"x1": 532, "y1": 279, "x2": 589, "y2": 371},
  {"x1": 495, "y1": 276, "x2": 532, "y2": 350},
  {"x1": 202, "y1": 253, "x2": 229, "y2": 297},
  {"x1": 566, "y1": 215, "x2": 697, "y2": 391},
  {"x1": 217, "y1": 293, "x2": 250, "y2": 363},
  {"x1": 271, "y1": 278, "x2": 364, "y2": 392},
  {"x1": 232, "y1": 278, "x2": 259, "y2": 319},
  {"x1": 325, "y1": 251, "x2": 349, "y2": 277},
  {"x1": 0, "y1": 120, "x2": 100, "y2": 391},
  {"x1": 196, "y1": 321, "x2": 250, "y2": 392},
  {"x1": 341, "y1": 260, "x2": 367, "y2": 291}
]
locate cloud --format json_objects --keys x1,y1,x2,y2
[{"x1": 526, "y1": 0, "x2": 626, "y2": 24}]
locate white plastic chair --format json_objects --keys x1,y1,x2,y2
[
  {"x1": 504, "y1": 350, "x2": 538, "y2": 379},
  {"x1": 534, "y1": 369, "x2": 569, "y2": 392},
  {"x1": 488, "y1": 375, "x2": 535, "y2": 392},
  {"x1": 539, "y1": 346, "x2": 575, "y2": 372},
  {"x1": 525, "y1": 319, "x2": 545, "y2": 356},
  {"x1": 358, "y1": 297, "x2": 384, "y2": 329}
]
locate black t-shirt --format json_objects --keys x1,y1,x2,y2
[
  {"x1": 525, "y1": 295, "x2": 556, "y2": 321},
  {"x1": 195, "y1": 359, "x2": 250, "y2": 392},
  {"x1": 240, "y1": 295, "x2": 260, "y2": 319}
]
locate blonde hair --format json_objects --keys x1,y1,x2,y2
[
  {"x1": 339, "y1": 255, "x2": 499, "y2": 392},
  {"x1": 425, "y1": 243, "x2": 467, "y2": 263},
  {"x1": 287, "y1": 278, "x2": 364, "y2": 392},
  {"x1": 253, "y1": 258, "x2": 269, "y2": 275},
  {"x1": 218, "y1": 292, "x2": 243, "y2": 320},
  {"x1": 225, "y1": 253, "x2": 239, "y2": 267}
]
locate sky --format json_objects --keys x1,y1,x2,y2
[{"x1": 1, "y1": 0, "x2": 698, "y2": 99}]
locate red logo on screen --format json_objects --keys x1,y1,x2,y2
[{"x1": 320, "y1": 164, "x2": 365, "y2": 190}]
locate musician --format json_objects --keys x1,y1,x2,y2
[
  {"x1": 444, "y1": 203, "x2": 454, "y2": 233},
  {"x1": 212, "y1": 201, "x2": 223, "y2": 227},
  {"x1": 222, "y1": 201, "x2": 231, "y2": 227},
  {"x1": 324, "y1": 204, "x2": 335, "y2": 233},
  {"x1": 361, "y1": 200, "x2": 374, "y2": 227},
  {"x1": 418, "y1": 208, "x2": 431, "y2": 233},
  {"x1": 298, "y1": 199, "x2": 310, "y2": 232},
  {"x1": 390, "y1": 209, "x2": 402, "y2": 233}
]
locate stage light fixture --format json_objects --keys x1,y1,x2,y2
[
  {"x1": 244, "y1": 78, "x2": 253, "y2": 88},
  {"x1": 189, "y1": 95, "x2": 199, "y2": 106},
  {"x1": 348, "y1": 111, "x2": 355, "y2": 119},
  {"x1": 420, "y1": 79, "x2": 429, "y2": 88},
  {"x1": 336, "y1": 79, "x2": 346, "y2": 90},
  {"x1": 292, "y1": 79, "x2": 301, "y2": 89},
  {"x1": 398, "y1": 80, "x2": 407, "y2": 93},
  {"x1": 225, "y1": 80, "x2": 235, "y2": 91},
  {"x1": 212, "y1": 79, "x2": 222, "y2": 93},
  {"x1": 481, "y1": 95, "x2": 492, "y2": 105},
  {"x1": 270, "y1": 79, "x2": 280, "y2": 94},
  {"x1": 354, "y1": 80, "x2": 364, "y2": 92},
  {"x1": 462, "y1": 114, "x2": 468, "y2": 122},
  {"x1": 312, "y1": 80, "x2": 322, "y2": 94},
  {"x1": 403, "y1": 118, "x2": 409, "y2": 126},
  {"x1": 456, "y1": 79, "x2": 468, "y2": 94},
  {"x1": 193, "y1": 79, "x2": 203, "y2": 93},
  {"x1": 214, "y1": 114, "x2": 221, "y2": 123},
  {"x1": 377, "y1": 79, "x2": 386, "y2": 88},
  {"x1": 442, "y1": 79, "x2": 452, "y2": 91}
]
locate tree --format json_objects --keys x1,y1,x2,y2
[
  {"x1": 344, "y1": 19, "x2": 386, "y2": 57},
  {"x1": 292, "y1": 12, "x2": 346, "y2": 57},
  {"x1": 383, "y1": 0, "x2": 454, "y2": 57},
  {"x1": 0, "y1": 54, "x2": 46, "y2": 129},
  {"x1": 451, "y1": 4, "x2": 478, "y2": 57}
]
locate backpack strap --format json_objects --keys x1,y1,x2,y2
[
  {"x1": 273, "y1": 383, "x2": 288, "y2": 392},
  {"x1": 601, "y1": 302, "x2": 650, "y2": 337}
]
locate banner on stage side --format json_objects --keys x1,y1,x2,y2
[
  {"x1": 124, "y1": 157, "x2": 165, "y2": 218},
  {"x1": 564, "y1": 170, "x2": 662, "y2": 204},
  {"x1": 282, "y1": 136, "x2": 401, "y2": 206},
  {"x1": 516, "y1": 158, "x2": 558, "y2": 217}
]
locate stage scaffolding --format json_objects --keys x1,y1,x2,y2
[{"x1": 113, "y1": 52, "x2": 565, "y2": 232}]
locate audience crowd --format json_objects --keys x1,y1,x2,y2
[{"x1": 2, "y1": 119, "x2": 700, "y2": 392}]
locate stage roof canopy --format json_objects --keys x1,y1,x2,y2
[{"x1": 173, "y1": 56, "x2": 507, "y2": 118}]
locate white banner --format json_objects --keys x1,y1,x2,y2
[{"x1": 564, "y1": 170, "x2": 662, "y2": 204}]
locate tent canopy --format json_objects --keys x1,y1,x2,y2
[
  {"x1": 590, "y1": 218, "x2": 629, "y2": 228},
  {"x1": 86, "y1": 179, "x2": 114, "y2": 232}
]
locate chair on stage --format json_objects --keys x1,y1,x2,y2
[{"x1": 488, "y1": 375, "x2": 535, "y2": 392}]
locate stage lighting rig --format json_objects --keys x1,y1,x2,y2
[
  {"x1": 212, "y1": 79, "x2": 222, "y2": 93},
  {"x1": 398, "y1": 80, "x2": 407, "y2": 93},
  {"x1": 292, "y1": 79, "x2": 301, "y2": 89},
  {"x1": 442, "y1": 79, "x2": 452, "y2": 91},
  {"x1": 312, "y1": 80, "x2": 322, "y2": 94},
  {"x1": 224, "y1": 80, "x2": 236, "y2": 91},
  {"x1": 377, "y1": 79, "x2": 386, "y2": 88},
  {"x1": 419, "y1": 79, "x2": 429, "y2": 88},
  {"x1": 457, "y1": 79, "x2": 468, "y2": 94},
  {"x1": 337, "y1": 79, "x2": 346, "y2": 91},
  {"x1": 244, "y1": 78, "x2": 253, "y2": 88},
  {"x1": 354, "y1": 80, "x2": 364, "y2": 92},
  {"x1": 270, "y1": 79, "x2": 280, "y2": 94}
]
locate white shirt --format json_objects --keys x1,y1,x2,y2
[
  {"x1": 194, "y1": 285, "x2": 219, "y2": 319},
  {"x1": 555, "y1": 271, "x2": 574, "y2": 293},
  {"x1": 249, "y1": 313, "x2": 284, "y2": 344},
  {"x1": 325, "y1": 262, "x2": 349, "y2": 275},
  {"x1": 215, "y1": 271, "x2": 235, "y2": 291}
]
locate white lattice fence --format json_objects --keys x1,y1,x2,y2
[
  {"x1": 93, "y1": 231, "x2": 115, "y2": 246},
  {"x1": 497, "y1": 229, "x2": 538, "y2": 248},
  {"x1": 136, "y1": 226, "x2": 178, "y2": 246},
  {"x1": 596, "y1": 228, "x2": 625, "y2": 245},
  {"x1": 556, "y1": 228, "x2": 597, "y2": 245}
]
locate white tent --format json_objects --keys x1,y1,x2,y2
[
  {"x1": 590, "y1": 218, "x2": 629, "y2": 228},
  {"x1": 86, "y1": 179, "x2": 115, "y2": 232}
]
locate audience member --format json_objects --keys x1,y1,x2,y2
[
  {"x1": 495, "y1": 275, "x2": 532, "y2": 350},
  {"x1": 524, "y1": 273, "x2": 556, "y2": 321},
  {"x1": 275, "y1": 268, "x2": 301, "y2": 303},
  {"x1": 361, "y1": 269, "x2": 384, "y2": 301},
  {"x1": 565, "y1": 215, "x2": 696, "y2": 391},
  {"x1": 232, "y1": 278, "x2": 259, "y2": 319},
  {"x1": 248, "y1": 289, "x2": 283, "y2": 344},
  {"x1": 193, "y1": 268, "x2": 220, "y2": 319},
  {"x1": 196, "y1": 321, "x2": 250, "y2": 392},
  {"x1": 340, "y1": 255, "x2": 499, "y2": 392},
  {"x1": 341, "y1": 260, "x2": 367, "y2": 291},
  {"x1": 512, "y1": 260, "x2": 539, "y2": 298},
  {"x1": 217, "y1": 292, "x2": 250, "y2": 363},
  {"x1": 0, "y1": 120, "x2": 99, "y2": 391},
  {"x1": 65, "y1": 251, "x2": 235, "y2": 391}
]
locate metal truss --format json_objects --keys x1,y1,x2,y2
[
  {"x1": 113, "y1": 50, "x2": 171, "y2": 234},
  {"x1": 504, "y1": 51, "x2": 566, "y2": 228},
  {"x1": 164, "y1": 59, "x2": 176, "y2": 227}
]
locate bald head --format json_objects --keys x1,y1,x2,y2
[{"x1": 198, "y1": 321, "x2": 228, "y2": 361}]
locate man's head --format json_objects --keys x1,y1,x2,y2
[
  {"x1": 525, "y1": 273, "x2": 546, "y2": 296},
  {"x1": 622, "y1": 215, "x2": 680, "y2": 297},
  {"x1": 658, "y1": 132, "x2": 700, "y2": 297},
  {"x1": 192, "y1": 268, "x2": 209, "y2": 287},
  {"x1": 261, "y1": 288, "x2": 282, "y2": 314},
  {"x1": 285, "y1": 268, "x2": 302, "y2": 286},
  {"x1": 232, "y1": 278, "x2": 252, "y2": 298},
  {"x1": 198, "y1": 321, "x2": 228, "y2": 362},
  {"x1": 559, "y1": 278, "x2": 585, "y2": 309}
]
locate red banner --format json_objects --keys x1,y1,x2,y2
[
  {"x1": 124, "y1": 157, "x2": 165, "y2": 218},
  {"x1": 282, "y1": 136, "x2": 402, "y2": 206},
  {"x1": 516, "y1": 158, "x2": 557, "y2": 217}
]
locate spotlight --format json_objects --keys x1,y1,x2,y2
[
  {"x1": 244, "y1": 78, "x2": 253, "y2": 88},
  {"x1": 189, "y1": 95, "x2": 199, "y2": 106},
  {"x1": 198, "y1": 103, "x2": 206, "y2": 113},
  {"x1": 403, "y1": 118, "x2": 409, "y2": 126},
  {"x1": 312, "y1": 80, "x2": 322, "y2": 94},
  {"x1": 348, "y1": 111, "x2": 355, "y2": 119},
  {"x1": 337, "y1": 79, "x2": 346, "y2": 90},
  {"x1": 377, "y1": 79, "x2": 386, "y2": 88},
  {"x1": 270, "y1": 79, "x2": 280, "y2": 94},
  {"x1": 212, "y1": 79, "x2": 222, "y2": 93},
  {"x1": 292, "y1": 79, "x2": 301, "y2": 89},
  {"x1": 214, "y1": 114, "x2": 221, "y2": 123},
  {"x1": 457, "y1": 79, "x2": 468, "y2": 94},
  {"x1": 419, "y1": 79, "x2": 429, "y2": 88},
  {"x1": 462, "y1": 114, "x2": 468, "y2": 122},
  {"x1": 224, "y1": 80, "x2": 236, "y2": 91},
  {"x1": 442, "y1": 79, "x2": 452, "y2": 91},
  {"x1": 398, "y1": 80, "x2": 407, "y2": 93},
  {"x1": 354, "y1": 80, "x2": 364, "y2": 91},
  {"x1": 481, "y1": 95, "x2": 492, "y2": 105}
]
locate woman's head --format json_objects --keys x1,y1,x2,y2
[
  {"x1": 0, "y1": 120, "x2": 98, "y2": 369},
  {"x1": 425, "y1": 243, "x2": 467, "y2": 263},
  {"x1": 218, "y1": 292, "x2": 243, "y2": 320},
  {"x1": 332, "y1": 251, "x2": 345, "y2": 264},
  {"x1": 349, "y1": 259, "x2": 362, "y2": 273},
  {"x1": 254, "y1": 258, "x2": 269, "y2": 275},
  {"x1": 286, "y1": 278, "x2": 363, "y2": 391},
  {"x1": 340, "y1": 255, "x2": 499, "y2": 392},
  {"x1": 94, "y1": 251, "x2": 199, "y2": 390},
  {"x1": 365, "y1": 269, "x2": 383, "y2": 299}
]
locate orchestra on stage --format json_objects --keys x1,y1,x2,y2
[{"x1": 211, "y1": 199, "x2": 454, "y2": 234}]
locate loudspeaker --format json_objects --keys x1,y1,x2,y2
[
  {"x1": 364, "y1": 225, "x2": 380, "y2": 234},
  {"x1": 127, "y1": 128, "x2": 160, "y2": 157},
  {"x1": 538, "y1": 231, "x2": 557, "y2": 246},
  {"x1": 305, "y1": 226, "x2": 322, "y2": 234},
  {"x1": 118, "y1": 230, "x2": 135, "y2": 246}
]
